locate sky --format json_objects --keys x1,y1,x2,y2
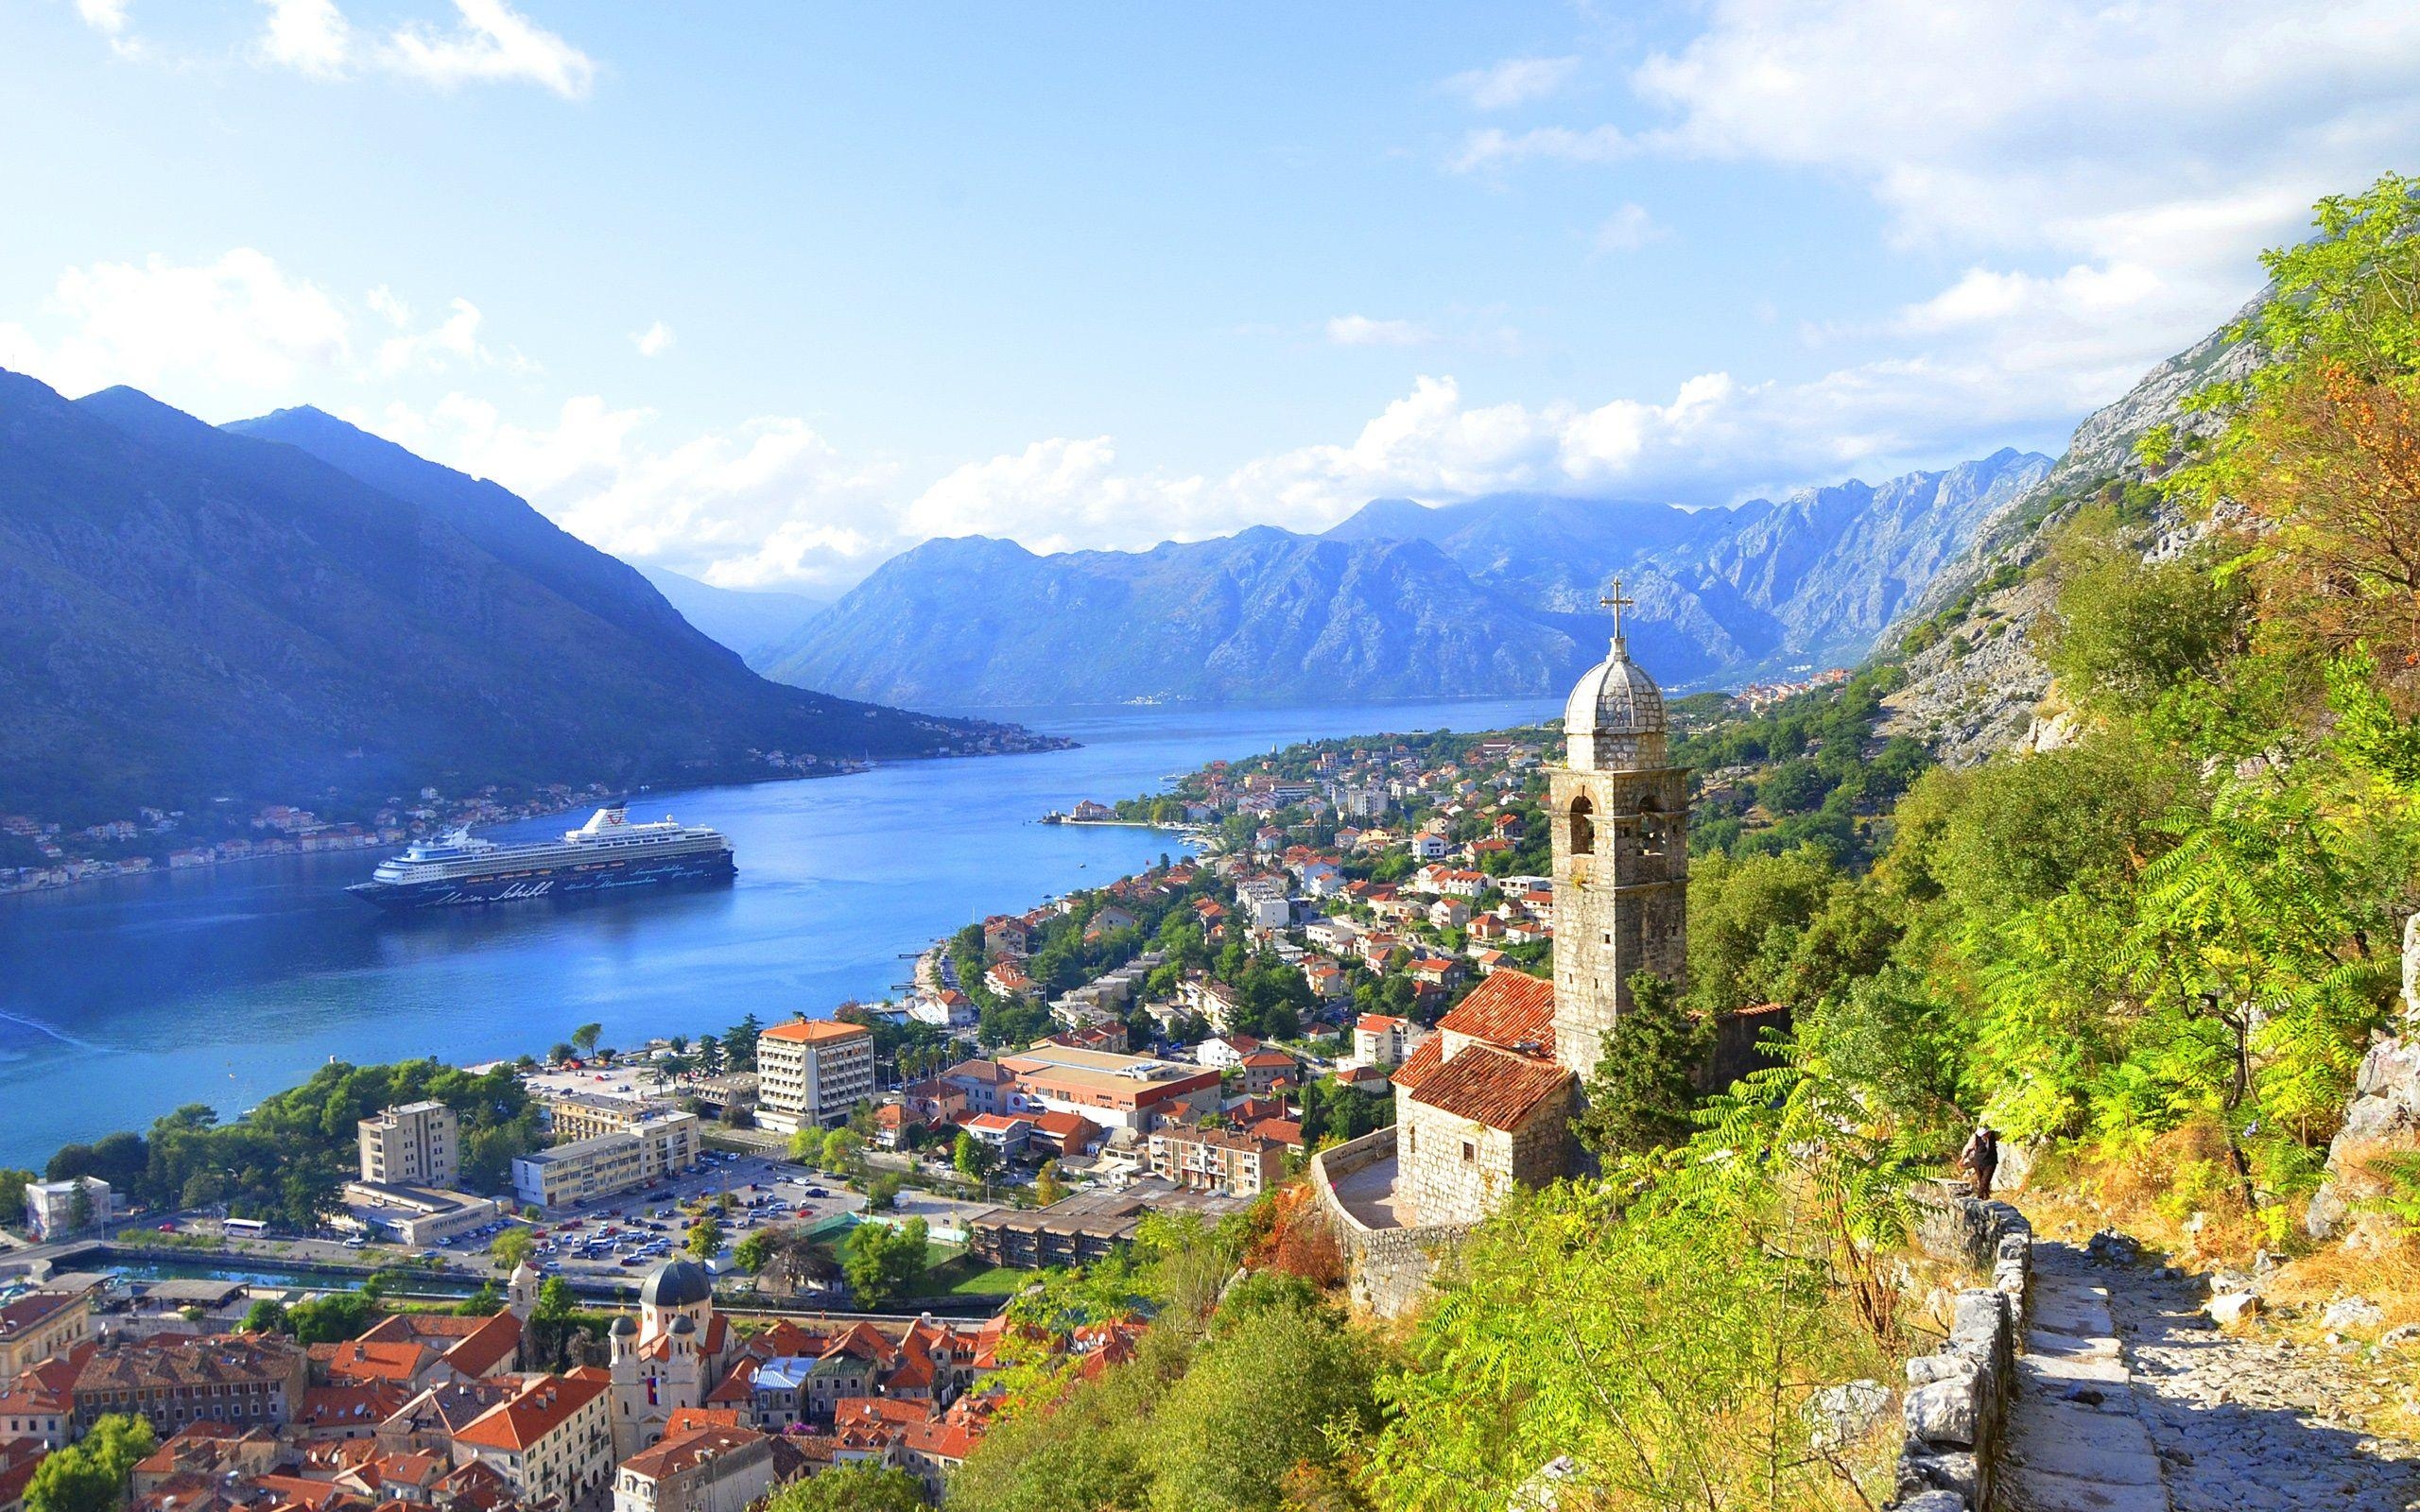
[{"x1": 5, "y1": 1, "x2": 2419, "y2": 595}]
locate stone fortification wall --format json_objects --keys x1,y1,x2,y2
[
  {"x1": 1308, "y1": 1126, "x2": 1474, "y2": 1317},
  {"x1": 1888, "y1": 1192, "x2": 2034, "y2": 1511}
]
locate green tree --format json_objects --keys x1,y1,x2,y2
[
  {"x1": 490, "y1": 1227, "x2": 534, "y2": 1272},
  {"x1": 686, "y1": 1215, "x2": 725, "y2": 1260},
  {"x1": 534, "y1": 1276, "x2": 577, "y2": 1324},
  {"x1": 842, "y1": 1218, "x2": 928, "y2": 1309},
  {"x1": 758, "y1": 1461, "x2": 925, "y2": 1512},
  {"x1": 240, "y1": 1298, "x2": 290, "y2": 1335},
  {"x1": 1574, "y1": 972, "x2": 1713, "y2": 1159},
  {"x1": 733, "y1": 1230, "x2": 774, "y2": 1276},
  {"x1": 571, "y1": 1023, "x2": 603, "y2": 1057},
  {"x1": 953, "y1": 1131, "x2": 996, "y2": 1184},
  {"x1": 286, "y1": 1290, "x2": 375, "y2": 1346},
  {"x1": 26, "y1": 1414, "x2": 155, "y2": 1512},
  {"x1": 0, "y1": 1169, "x2": 33, "y2": 1231},
  {"x1": 820, "y1": 1127, "x2": 863, "y2": 1172},
  {"x1": 1149, "y1": 1297, "x2": 1378, "y2": 1512}
]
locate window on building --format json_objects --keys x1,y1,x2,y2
[
  {"x1": 1567, "y1": 796, "x2": 1594, "y2": 855},
  {"x1": 1461, "y1": 1141, "x2": 1476, "y2": 1165}
]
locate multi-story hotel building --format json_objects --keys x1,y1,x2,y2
[{"x1": 753, "y1": 1020, "x2": 876, "y2": 1135}]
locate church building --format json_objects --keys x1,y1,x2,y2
[
  {"x1": 603, "y1": 1257, "x2": 740, "y2": 1459},
  {"x1": 1389, "y1": 589, "x2": 1689, "y2": 1225}
]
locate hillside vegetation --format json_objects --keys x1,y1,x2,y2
[{"x1": 941, "y1": 175, "x2": 2420, "y2": 1512}]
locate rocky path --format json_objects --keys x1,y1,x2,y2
[{"x1": 2000, "y1": 1239, "x2": 2420, "y2": 1512}]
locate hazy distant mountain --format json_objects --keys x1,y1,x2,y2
[
  {"x1": 633, "y1": 567, "x2": 825, "y2": 662},
  {"x1": 762, "y1": 450, "x2": 2049, "y2": 706},
  {"x1": 0, "y1": 374, "x2": 1023, "y2": 822}
]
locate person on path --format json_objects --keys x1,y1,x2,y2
[{"x1": 1960, "y1": 1125, "x2": 1999, "y2": 1201}]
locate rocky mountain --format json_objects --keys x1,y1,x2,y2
[
  {"x1": 633, "y1": 567, "x2": 825, "y2": 662},
  {"x1": 762, "y1": 450, "x2": 2048, "y2": 708},
  {"x1": 1877, "y1": 314, "x2": 2262, "y2": 765},
  {"x1": 0, "y1": 375, "x2": 1026, "y2": 822}
]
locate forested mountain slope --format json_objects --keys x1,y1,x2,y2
[{"x1": 0, "y1": 375, "x2": 1022, "y2": 821}]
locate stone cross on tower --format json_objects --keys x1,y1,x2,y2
[{"x1": 1599, "y1": 577, "x2": 1634, "y2": 651}]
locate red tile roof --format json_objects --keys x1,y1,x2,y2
[
  {"x1": 1435, "y1": 968, "x2": 1556, "y2": 1053},
  {"x1": 1405, "y1": 1043, "x2": 1571, "y2": 1132},
  {"x1": 1389, "y1": 1035, "x2": 1444, "y2": 1091},
  {"x1": 451, "y1": 1374, "x2": 607, "y2": 1452},
  {"x1": 438, "y1": 1312, "x2": 523, "y2": 1379}
]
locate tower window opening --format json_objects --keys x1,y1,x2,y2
[{"x1": 1568, "y1": 795, "x2": 1595, "y2": 854}]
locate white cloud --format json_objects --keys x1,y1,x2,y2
[
  {"x1": 0, "y1": 249, "x2": 529, "y2": 416},
  {"x1": 1443, "y1": 55, "x2": 1580, "y2": 112},
  {"x1": 1440, "y1": 0, "x2": 2420, "y2": 465},
  {"x1": 381, "y1": 0, "x2": 596, "y2": 99},
  {"x1": 258, "y1": 0, "x2": 350, "y2": 77},
  {"x1": 0, "y1": 249, "x2": 349, "y2": 400},
  {"x1": 75, "y1": 0, "x2": 144, "y2": 57},
  {"x1": 632, "y1": 321, "x2": 675, "y2": 358},
  {"x1": 1325, "y1": 315, "x2": 1432, "y2": 348},
  {"x1": 1591, "y1": 202, "x2": 1664, "y2": 252},
  {"x1": 1448, "y1": 123, "x2": 1631, "y2": 173}
]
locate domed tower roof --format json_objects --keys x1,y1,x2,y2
[
  {"x1": 610, "y1": 1315, "x2": 638, "y2": 1336},
  {"x1": 639, "y1": 1257, "x2": 714, "y2": 1310},
  {"x1": 1564, "y1": 578, "x2": 1668, "y2": 772}
]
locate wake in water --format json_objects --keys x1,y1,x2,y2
[{"x1": 0, "y1": 1006, "x2": 101, "y2": 1052}]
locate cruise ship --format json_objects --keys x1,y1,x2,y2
[{"x1": 346, "y1": 807, "x2": 735, "y2": 910}]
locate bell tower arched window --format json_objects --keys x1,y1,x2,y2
[{"x1": 1568, "y1": 795, "x2": 1595, "y2": 855}]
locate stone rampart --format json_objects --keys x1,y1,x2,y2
[
  {"x1": 1888, "y1": 1192, "x2": 2033, "y2": 1511},
  {"x1": 1308, "y1": 1126, "x2": 1475, "y2": 1317}
]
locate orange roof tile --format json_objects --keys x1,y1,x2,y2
[
  {"x1": 1389, "y1": 1035, "x2": 1444, "y2": 1091},
  {"x1": 437, "y1": 1312, "x2": 522, "y2": 1379},
  {"x1": 1435, "y1": 968, "x2": 1555, "y2": 1053},
  {"x1": 451, "y1": 1374, "x2": 607, "y2": 1452},
  {"x1": 1406, "y1": 1043, "x2": 1571, "y2": 1132}
]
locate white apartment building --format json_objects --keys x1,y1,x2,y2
[
  {"x1": 357, "y1": 1100, "x2": 459, "y2": 1187},
  {"x1": 511, "y1": 1110, "x2": 702, "y2": 1210},
  {"x1": 752, "y1": 1019, "x2": 876, "y2": 1136}
]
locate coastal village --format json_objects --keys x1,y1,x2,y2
[{"x1": 0, "y1": 627, "x2": 1719, "y2": 1510}]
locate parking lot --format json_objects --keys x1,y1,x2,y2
[{"x1": 509, "y1": 1148, "x2": 867, "y2": 1280}]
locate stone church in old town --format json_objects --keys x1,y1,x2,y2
[
  {"x1": 1385, "y1": 593, "x2": 1687, "y2": 1226},
  {"x1": 1347, "y1": 589, "x2": 1696, "y2": 1249}
]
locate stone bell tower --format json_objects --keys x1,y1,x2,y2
[{"x1": 1549, "y1": 580, "x2": 1688, "y2": 1084}]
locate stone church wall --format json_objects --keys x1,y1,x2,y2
[{"x1": 1309, "y1": 1126, "x2": 1474, "y2": 1318}]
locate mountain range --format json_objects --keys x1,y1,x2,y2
[
  {"x1": 0, "y1": 375, "x2": 1026, "y2": 823},
  {"x1": 755, "y1": 449, "x2": 2050, "y2": 708},
  {"x1": 636, "y1": 567, "x2": 825, "y2": 662}
]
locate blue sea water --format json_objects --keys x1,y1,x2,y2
[{"x1": 0, "y1": 697, "x2": 1554, "y2": 1169}]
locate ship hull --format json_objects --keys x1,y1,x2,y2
[{"x1": 346, "y1": 849, "x2": 735, "y2": 910}]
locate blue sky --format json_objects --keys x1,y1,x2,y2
[{"x1": 7, "y1": 1, "x2": 2419, "y2": 593}]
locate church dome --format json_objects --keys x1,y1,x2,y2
[
  {"x1": 610, "y1": 1316, "x2": 638, "y2": 1336},
  {"x1": 668, "y1": 1315, "x2": 697, "y2": 1336},
  {"x1": 639, "y1": 1258, "x2": 714, "y2": 1309},
  {"x1": 1564, "y1": 646, "x2": 1666, "y2": 738}
]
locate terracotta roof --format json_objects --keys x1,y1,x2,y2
[
  {"x1": 452, "y1": 1374, "x2": 607, "y2": 1452},
  {"x1": 760, "y1": 1019, "x2": 873, "y2": 1044},
  {"x1": 1355, "y1": 1014, "x2": 1409, "y2": 1034},
  {"x1": 1237, "y1": 1050, "x2": 1296, "y2": 1069},
  {"x1": 0, "y1": 1291, "x2": 84, "y2": 1343},
  {"x1": 1407, "y1": 1043, "x2": 1572, "y2": 1132},
  {"x1": 323, "y1": 1339, "x2": 431, "y2": 1385},
  {"x1": 295, "y1": 1383, "x2": 410, "y2": 1431},
  {"x1": 1435, "y1": 968, "x2": 1556, "y2": 1053},
  {"x1": 438, "y1": 1312, "x2": 523, "y2": 1378},
  {"x1": 662, "y1": 1407, "x2": 744, "y2": 1437},
  {"x1": 1389, "y1": 1035, "x2": 1444, "y2": 1091},
  {"x1": 620, "y1": 1425, "x2": 766, "y2": 1481},
  {"x1": 1248, "y1": 1117, "x2": 1305, "y2": 1147}
]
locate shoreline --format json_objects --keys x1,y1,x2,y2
[{"x1": 1, "y1": 738, "x2": 1080, "y2": 902}]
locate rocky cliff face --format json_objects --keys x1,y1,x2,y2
[
  {"x1": 2308, "y1": 916, "x2": 2420, "y2": 1243},
  {"x1": 1877, "y1": 314, "x2": 2262, "y2": 765}
]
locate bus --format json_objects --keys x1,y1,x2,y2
[{"x1": 223, "y1": 1218, "x2": 268, "y2": 1239}]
